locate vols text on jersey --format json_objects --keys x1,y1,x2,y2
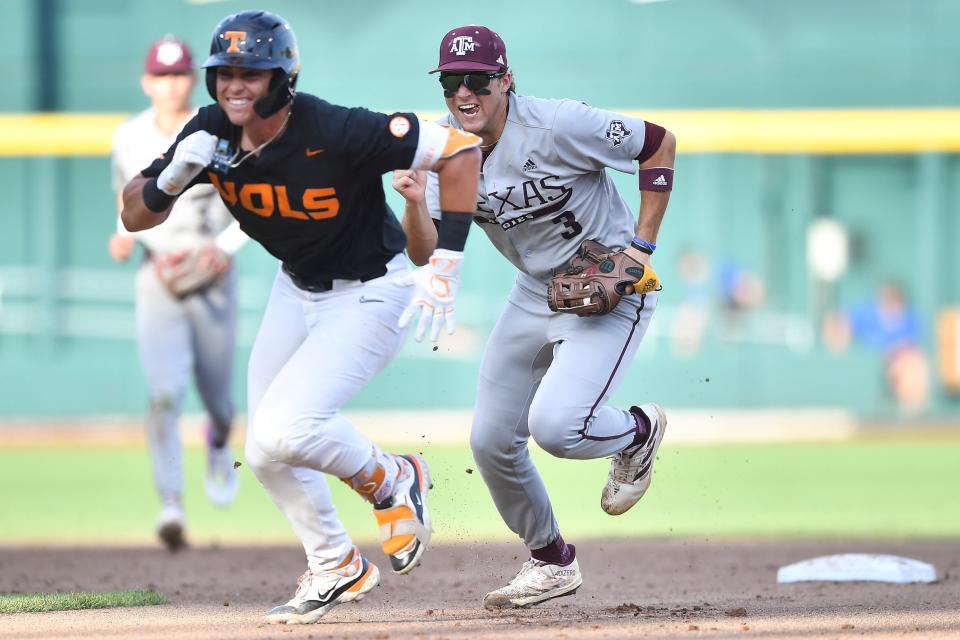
[{"x1": 208, "y1": 173, "x2": 340, "y2": 220}]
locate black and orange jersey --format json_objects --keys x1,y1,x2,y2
[{"x1": 141, "y1": 93, "x2": 420, "y2": 284}]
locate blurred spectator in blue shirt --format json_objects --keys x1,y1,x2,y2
[
  {"x1": 848, "y1": 282, "x2": 922, "y2": 351},
  {"x1": 824, "y1": 281, "x2": 929, "y2": 413}
]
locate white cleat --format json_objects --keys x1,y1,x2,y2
[
  {"x1": 156, "y1": 501, "x2": 187, "y2": 552},
  {"x1": 265, "y1": 548, "x2": 380, "y2": 624},
  {"x1": 601, "y1": 403, "x2": 667, "y2": 516},
  {"x1": 482, "y1": 558, "x2": 583, "y2": 609},
  {"x1": 204, "y1": 440, "x2": 239, "y2": 508}
]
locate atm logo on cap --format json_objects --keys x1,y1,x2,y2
[
  {"x1": 449, "y1": 36, "x2": 476, "y2": 56},
  {"x1": 223, "y1": 31, "x2": 247, "y2": 53}
]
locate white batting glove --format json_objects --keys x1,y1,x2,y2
[
  {"x1": 398, "y1": 249, "x2": 463, "y2": 342},
  {"x1": 156, "y1": 131, "x2": 218, "y2": 195}
]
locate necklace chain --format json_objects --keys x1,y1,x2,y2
[{"x1": 225, "y1": 110, "x2": 292, "y2": 169}]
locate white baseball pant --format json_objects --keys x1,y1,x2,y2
[{"x1": 244, "y1": 255, "x2": 412, "y2": 572}]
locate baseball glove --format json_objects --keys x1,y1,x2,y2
[
  {"x1": 154, "y1": 245, "x2": 228, "y2": 299},
  {"x1": 562, "y1": 239, "x2": 615, "y2": 274},
  {"x1": 548, "y1": 240, "x2": 661, "y2": 316}
]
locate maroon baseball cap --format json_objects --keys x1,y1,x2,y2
[
  {"x1": 430, "y1": 25, "x2": 508, "y2": 74},
  {"x1": 144, "y1": 36, "x2": 194, "y2": 75}
]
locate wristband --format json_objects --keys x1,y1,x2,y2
[
  {"x1": 631, "y1": 236, "x2": 656, "y2": 255},
  {"x1": 142, "y1": 178, "x2": 176, "y2": 213},
  {"x1": 437, "y1": 210, "x2": 473, "y2": 251},
  {"x1": 638, "y1": 167, "x2": 673, "y2": 192}
]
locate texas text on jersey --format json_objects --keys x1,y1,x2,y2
[{"x1": 142, "y1": 93, "x2": 419, "y2": 286}]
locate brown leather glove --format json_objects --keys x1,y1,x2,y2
[
  {"x1": 548, "y1": 241, "x2": 660, "y2": 316},
  {"x1": 154, "y1": 245, "x2": 229, "y2": 299},
  {"x1": 562, "y1": 239, "x2": 615, "y2": 274}
]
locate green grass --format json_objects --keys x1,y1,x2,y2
[
  {"x1": 0, "y1": 590, "x2": 166, "y2": 614},
  {"x1": 0, "y1": 439, "x2": 958, "y2": 545}
]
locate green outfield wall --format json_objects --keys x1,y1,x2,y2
[
  {"x1": 2, "y1": 0, "x2": 959, "y2": 418},
  {"x1": 8, "y1": 0, "x2": 960, "y2": 112}
]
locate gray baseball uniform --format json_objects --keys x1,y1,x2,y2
[
  {"x1": 426, "y1": 93, "x2": 659, "y2": 549},
  {"x1": 112, "y1": 107, "x2": 240, "y2": 502}
]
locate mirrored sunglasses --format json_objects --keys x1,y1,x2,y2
[{"x1": 439, "y1": 71, "x2": 506, "y2": 98}]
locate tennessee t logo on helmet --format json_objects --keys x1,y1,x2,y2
[{"x1": 223, "y1": 31, "x2": 247, "y2": 54}]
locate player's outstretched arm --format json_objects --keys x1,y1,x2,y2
[
  {"x1": 430, "y1": 145, "x2": 480, "y2": 259},
  {"x1": 121, "y1": 174, "x2": 175, "y2": 231},
  {"x1": 627, "y1": 127, "x2": 676, "y2": 264},
  {"x1": 550, "y1": 124, "x2": 674, "y2": 313},
  {"x1": 397, "y1": 145, "x2": 480, "y2": 342},
  {"x1": 433, "y1": 146, "x2": 481, "y2": 216},
  {"x1": 121, "y1": 130, "x2": 219, "y2": 232},
  {"x1": 393, "y1": 169, "x2": 437, "y2": 266}
]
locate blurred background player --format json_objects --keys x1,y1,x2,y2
[
  {"x1": 396, "y1": 24, "x2": 675, "y2": 609},
  {"x1": 108, "y1": 35, "x2": 245, "y2": 551},
  {"x1": 119, "y1": 12, "x2": 481, "y2": 623}
]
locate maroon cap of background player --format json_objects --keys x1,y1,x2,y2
[
  {"x1": 144, "y1": 36, "x2": 194, "y2": 75},
  {"x1": 430, "y1": 25, "x2": 508, "y2": 74}
]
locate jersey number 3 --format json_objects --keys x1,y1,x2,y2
[{"x1": 552, "y1": 211, "x2": 583, "y2": 240}]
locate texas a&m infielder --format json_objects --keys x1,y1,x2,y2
[{"x1": 394, "y1": 24, "x2": 676, "y2": 609}]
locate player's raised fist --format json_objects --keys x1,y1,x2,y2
[
  {"x1": 392, "y1": 169, "x2": 427, "y2": 204},
  {"x1": 157, "y1": 131, "x2": 218, "y2": 195}
]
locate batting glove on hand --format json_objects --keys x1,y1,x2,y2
[
  {"x1": 157, "y1": 131, "x2": 218, "y2": 195},
  {"x1": 398, "y1": 248, "x2": 463, "y2": 342}
]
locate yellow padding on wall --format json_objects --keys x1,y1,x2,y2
[
  {"x1": 639, "y1": 109, "x2": 960, "y2": 154},
  {"x1": 0, "y1": 113, "x2": 126, "y2": 156},
  {"x1": 3, "y1": 109, "x2": 960, "y2": 156}
]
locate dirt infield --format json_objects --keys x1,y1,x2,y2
[{"x1": 1, "y1": 540, "x2": 958, "y2": 639}]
